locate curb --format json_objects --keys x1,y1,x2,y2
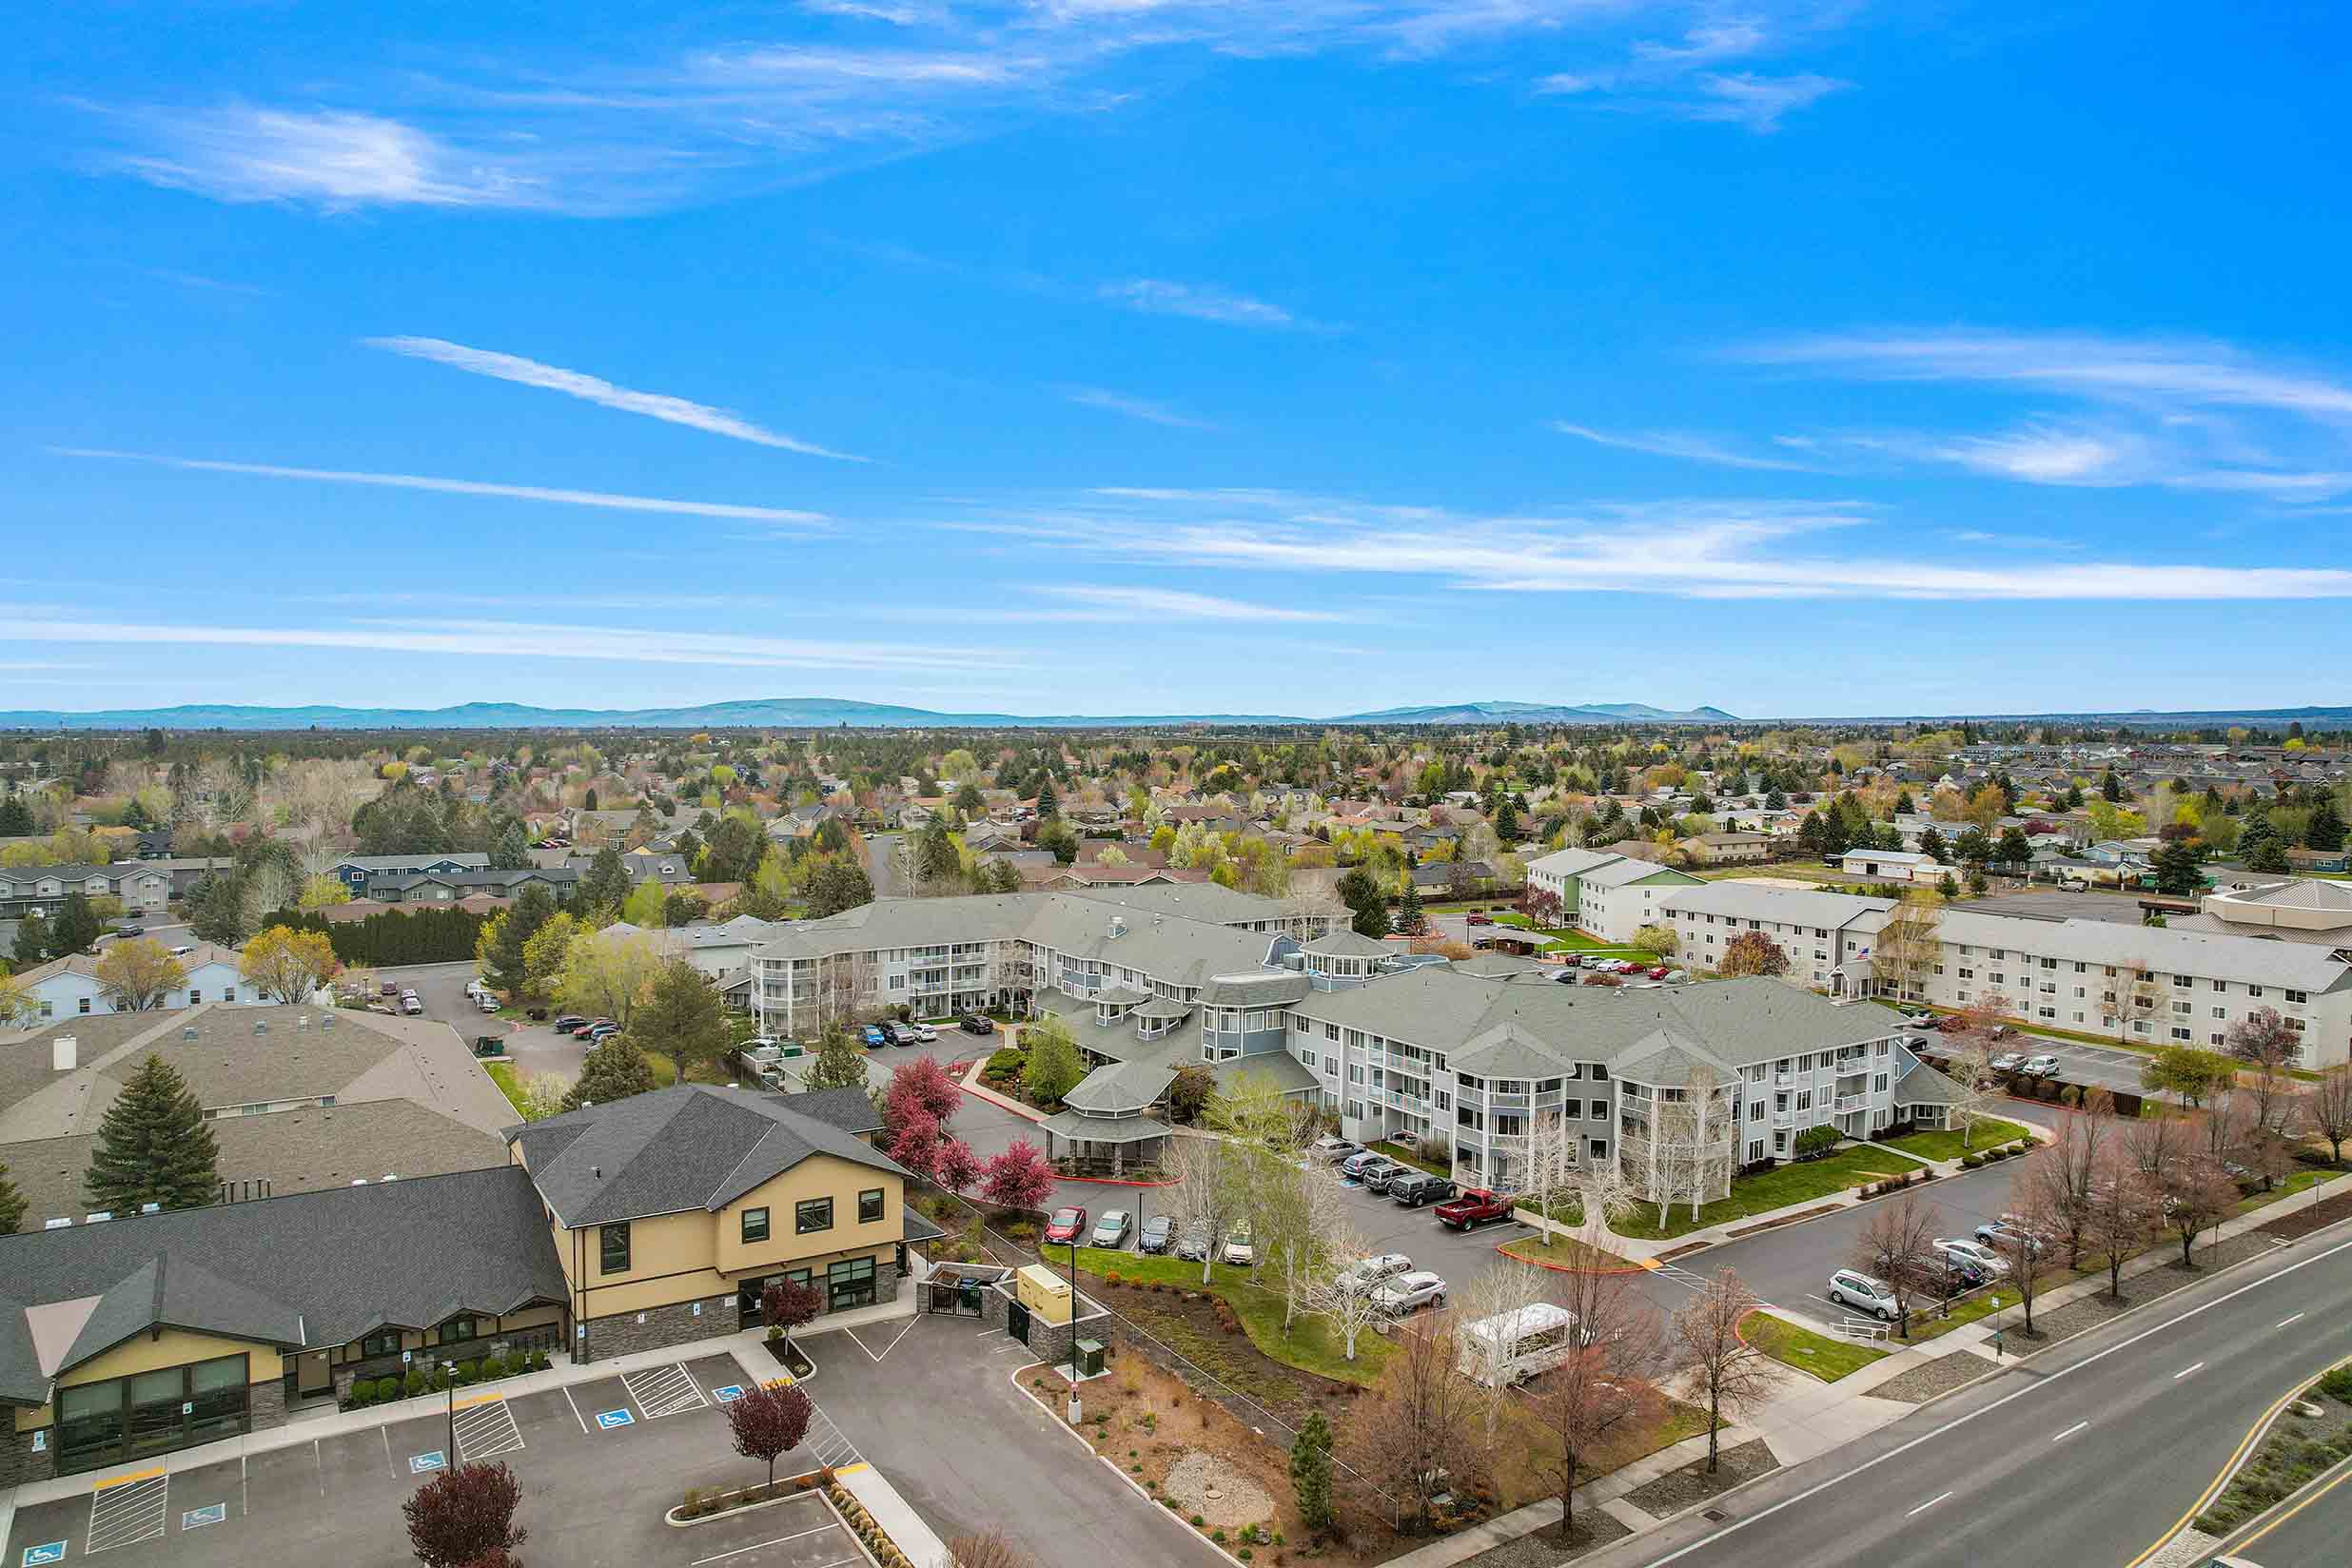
[
  {"x1": 2126, "y1": 1352, "x2": 2352, "y2": 1567},
  {"x1": 1007, "y1": 1363, "x2": 1235, "y2": 1565},
  {"x1": 662, "y1": 1473, "x2": 831, "y2": 1529},
  {"x1": 1498, "y1": 1235, "x2": 1645, "y2": 1276}
]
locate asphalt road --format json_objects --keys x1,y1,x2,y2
[
  {"x1": 1579, "y1": 1224, "x2": 2352, "y2": 1568},
  {"x1": 2215, "y1": 1456, "x2": 2352, "y2": 1566}
]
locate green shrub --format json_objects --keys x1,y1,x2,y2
[
  {"x1": 375, "y1": 1376, "x2": 402, "y2": 1402},
  {"x1": 404, "y1": 1367, "x2": 428, "y2": 1398},
  {"x1": 1962, "y1": 1153, "x2": 1983, "y2": 1169},
  {"x1": 351, "y1": 1381, "x2": 376, "y2": 1407},
  {"x1": 478, "y1": 1354, "x2": 505, "y2": 1380},
  {"x1": 2316, "y1": 1366, "x2": 2352, "y2": 1404},
  {"x1": 431, "y1": 1366, "x2": 451, "y2": 1391},
  {"x1": 1792, "y1": 1125, "x2": 1840, "y2": 1161}
]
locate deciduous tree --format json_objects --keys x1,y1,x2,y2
[
  {"x1": 555, "y1": 927, "x2": 664, "y2": 1028},
  {"x1": 1673, "y1": 1268, "x2": 1783, "y2": 1475},
  {"x1": 1018, "y1": 1017, "x2": 1084, "y2": 1107},
  {"x1": 1849, "y1": 1192, "x2": 1936, "y2": 1338},
  {"x1": 2082, "y1": 1149, "x2": 2162, "y2": 1300},
  {"x1": 758, "y1": 1279, "x2": 823, "y2": 1350},
  {"x1": 92, "y1": 938, "x2": 186, "y2": 1011},
  {"x1": 2141, "y1": 1045, "x2": 2236, "y2": 1109},
  {"x1": 1338, "y1": 1313, "x2": 1493, "y2": 1535},
  {"x1": 403, "y1": 1460, "x2": 526, "y2": 1568},
  {"x1": 2163, "y1": 1157, "x2": 2241, "y2": 1268},
  {"x1": 2307, "y1": 1065, "x2": 2352, "y2": 1166},
  {"x1": 1717, "y1": 930, "x2": 1788, "y2": 978},
  {"x1": 239, "y1": 925, "x2": 342, "y2": 1006},
  {"x1": 85, "y1": 1053, "x2": 219, "y2": 1213},
  {"x1": 631, "y1": 960, "x2": 732, "y2": 1082},
  {"x1": 978, "y1": 1138, "x2": 1053, "y2": 1211}
]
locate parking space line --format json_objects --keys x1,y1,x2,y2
[
  {"x1": 86, "y1": 1473, "x2": 169, "y2": 1554},
  {"x1": 562, "y1": 1383, "x2": 590, "y2": 1433},
  {"x1": 688, "y1": 1521, "x2": 843, "y2": 1566},
  {"x1": 621, "y1": 1362, "x2": 709, "y2": 1419}
]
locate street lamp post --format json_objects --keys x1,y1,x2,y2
[
  {"x1": 443, "y1": 1361, "x2": 456, "y2": 1467},
  {"x1": 1065, "y1": 1235, "x2": 1082, "y2": 1426}
]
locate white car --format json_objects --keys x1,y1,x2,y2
[
  {"x1": 1827, "y1": 1268, "x2": 1901, "y2": 1321},
  {"x1": 1370, "y1": 1271, "x2": 1448, "y2": 1315},
  {"x1": 1334, "y1": 1253, "x2": 1414, "y2": 1295},
  {"x1": 1932, "y1": 1237, "x2": 2009, "y2": 1277},
  {"x1": 2020, "y1": 1054, "x2": 2062, "y2": 1077},
  {"x1": 1221, "y1": 1225, "x2": 1256, "y2": 1266},
  {"x1": 910, "y1": 1022, "x2": 938, "y2": 1043}
]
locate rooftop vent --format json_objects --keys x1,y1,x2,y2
[
  {"x1": 181, "y1": 1027, "x2": 200, "y2": 1041},
  {"x1": 85, "y1": 1210, "x2": 112, "y2": 1224},
  {"x1": 43, "y1": 1217, "x2": 71, "y2": 1230},
  {"x1": 254, "y1": 1021, "x2": 267, "y2": 1035},
  {"x1": 140, "y1": 1202, "x2": 160, "y2": 1214},
  {"x1": 351, "y1": 1178, "x2": 367, "y2": 1186},
  {"x1": 298, "y1": 1015, "x2": 310, "y2": 1029},
  {"x1": 320, "y1": 1015, "x2": 335, "y2": 1029},
  {"x1": 51, "y1": 1034, "x2": 77, "y2": 1072}
]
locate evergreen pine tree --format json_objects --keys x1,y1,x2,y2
[
  {"x1": 0, "y1": 794, "x2": 32, "y2": 836},
  {"x1": 561, "y1": 1035, "x2": 659, "y2": 1111},
  {"x1": 578, "y1": 845, "x2": 633, "y2": 917},
  {"x1": 2306, "y1": 797, "x2": 2346, "y2": 853},
  {"x1": 1034, "y1": 778, "x2": 1060, "y2": 820},
  {"x1": 634, "y1": 961, "x2": 731, "y2": 1082},
  {"x1": 1397, "y1": 880, "x2": 1426, "y2": 934},
  {"x1": 489, "y1": 822, "x2": 532, "y2": 871},
  {"x1": 49, "y1": 892, "x2": 102, "y2": 958},
  {"x1": 486, "y1": 882, "x2": 557, "y2": 995},
  {"x1": 801, "y1": 1023, "x2": 871, "y2": 1092},
  {"x1": 13, "y1": 911, "x2": 51, "y2": 969},
  {"x1": 1290, "y1": 1411, "x2": 1334, "y2": 1532},
  {"x1": 2101, "y1": 771, "x2": 2123, "y2": 803},
  {"x1": 85, "y1": 1054, "x2": 219, "y2": 1212}
]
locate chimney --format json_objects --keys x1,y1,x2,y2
[{"x1": 51, "y1": 1035, "x2": 77, "y2": 1072}]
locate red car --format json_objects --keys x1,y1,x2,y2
[
  {"x1": 1043, "y1": 1205, "x2": 1088, "y2": 1245},
  {"x1": 1647, "y1": 965, "x2": 1671, "y2": 980},
  {"x1": 1466, "y1": 913, "x2": 1494, "y2": 926}
]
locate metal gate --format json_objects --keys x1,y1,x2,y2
[
  {"x1": 927, "y1": 1278, "x2": 986, "y2": 1317},
  {"x1": 1007, "y1": 1298, "x2": 1031, "y2": 1344}
]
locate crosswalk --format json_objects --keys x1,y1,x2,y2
[
  {"x1": 800, "y1": 1401, "x2": 861, "y2": 1472},
  {"x1": 1646, "y1": 1260, "x2": 1710, "y2": 1289},
  {"x1": 623, "y1": 1362, "x2": 712, "y2": 1419},
  {"x1": 453, "y1": 1394, "x2": 526, "y2": 1461}
]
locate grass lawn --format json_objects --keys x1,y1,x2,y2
[
  {"x1": 1879, "y1": 1118, "x2": 2033, "y2": 1162},
  {"x1": 1371, "y1": 1140, "x2": 1449, "y2": 1176},
  {"x1": 2236, "y1": 1166, "x2": 2346, "y2": 1214},
  {"x1": 1904, "y1": 1284, "x2": 2020, "y2": 1343},
  {"x1": 1615, "y1": 1147, "x2": 1930, "y2": 1240},
  {"x1": 1072, "y1": 1246, "x2": 1392, "y2": 1383},
  {"x1": 1741, "y1": 1310, "x2": 1891, "y2": 1381},
  {"x1": 484, "y1": 1060, "x2": 531, "y2": 1118},
  {"x1": 1696, "y1": 862, "x2": 1841, "y2": 882},
  {"x1": 1501, "y1": 1230, "x2": 1633, "y2": 1271}
]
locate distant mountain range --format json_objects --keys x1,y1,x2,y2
[
  {"x1": 1, "y1": 697, "x2": 2343, "y2": 733},
  {"x1": 0, "y1": 696, "x2": 1744, "y2": 732}
]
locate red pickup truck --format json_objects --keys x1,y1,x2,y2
[{"x1": 1434, "y1": 1187, "x2": 1517, "y2": 1230}]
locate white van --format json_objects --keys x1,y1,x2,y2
[{"x1": 1457, "y1": 1302, "x2": 1580, "y2": 1387}]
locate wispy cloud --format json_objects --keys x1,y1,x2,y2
[
  {"x1": 931, "y1": 486, "x2": 2352, "y2": 600},
  {"x1": 1529, "y1": 15, "x2": 1843, "y2": 131},
  {"x1": 146, "y1": 268, "x2": 272, "y2": 297},
  {"x1": 1098, "y1": 279, "x2": 1310, "y2": 330},
  {"x1": 1033, "y1": 586, "x2": 1346, "y2": 622},
  {"x1": 3, "y1": 617, "x2": 1020, "y2": 674},
  {"x1": 1551, "y1": 421, "x2": 1817, "y2": 471},
  {"x1": 105, "y1": 107, "x2": 547, "y2": 209},
  {"x1": 363, "y1": 337, "x2": 864, "y2": 461},
  {"x1": 1063, "y1": 386, "x2": 1219, "y2": 429},
  {"x1": 1682, "y1": 71, "x2": 1848, "y2": 131},
  {"x1": 57, "y1": 448, "x2": 832, "y2": 527},
  {"x1": 1739, "y1": 330, "x2": 2352, "y2": 499}
]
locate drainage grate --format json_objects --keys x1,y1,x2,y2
[{"x1": 1701, "y1": 1508, "x2": 1731, "y2": 1523}]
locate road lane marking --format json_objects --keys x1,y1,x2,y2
[
  {"x1": 2230, "y1": 1456, "x2": 2352, "y2": 1555},
  {"x1": 1631, "y1": 1229, "x2": 2352, "y2": 1568},
  {"x1": 1905, "y1": 1491, "x2": 1952, "y2": 1517},
  {"x1": 2277, "y1": 1312, "x2": 2305, "y2": 1328},
  {"x1": 2052, "y1": 1421, "x2": 2089, "y2": 1442},
  {"x1": 2125, "y1": 1352, "x2": 2352, "y2": 1568},
  {"x1": 2175, "y1": 1362, "x2": 2205, "y2": 1380}
]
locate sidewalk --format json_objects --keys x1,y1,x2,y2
[{"x1": 959, "y1": 1058, "x2": 1048, "y2": 1123}]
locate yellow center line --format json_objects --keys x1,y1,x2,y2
[
  {"x1": 2124, "y1": 1352, "x2": 2352, "y2": 1568},
  {"x1": 2232, "y1": 1458, "x2": 2352, "y2": 1556}
]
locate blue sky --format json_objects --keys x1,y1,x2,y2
[{"x1": 7, "y1": 2, "x2": 2351, "y2": 720}]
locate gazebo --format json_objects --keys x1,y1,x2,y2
[{"x1": 1039, "y1": 1060, "x2": 1176, "y2": 1177}]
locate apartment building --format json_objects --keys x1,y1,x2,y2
[
  {"x1": 1661, "y1": 884, "x2": 1894, "y2": 994},
  {"x1": 1522, "y1": 848, "x2": 1702, "y2": 941},
  {"x1": 1663, "y1": 881, "x2": 2352, "y2": 1068},
  {"x1": 0, "y1": 864, "x2": 172, "y2": 921}
]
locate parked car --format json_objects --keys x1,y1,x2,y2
[
  {"x1": 1309, "y1": 1135, "x2": 1362, "y2": 1163},
  {"x1": 551, "y1": 1015, "x2": 588, "y2": 1034},
  {"x1": 583, "y1": 1021, "x2": 621, "y2": 1042},
  {"x1": 1989, "y1": 1052, "x2": 2025, "y2": 1072},
  {"x1": 885, "y1": 1022, "x2": 921, "y2": 1048},
  {"x1": 1827, "y1": 1268, "x2": 1901, "y2": 1321},
  {"x1": 909, "y1": 1021, "x2": 938, "y2": 1043},
  {"x1": 958, "y1": 1011, "x2": 996, "y2": 1035},
  {"x1": 1936, "y1": 1014, "x2": 1971, "y2": 1033},
  {"x1": 116, "y1": 924, "x2": 144, "y2": 938},
  {"x1": 1174, "y1": 1221, "x2": 1212, "y2": 1262},
  {"x1": 1222, "y1": 1225, "x2": 1256, "y2": 1266},
  {"x1": 1974, "y1": 1219, "x2": 2045, "y2": 1255},
  {"x1": 1370, "y1": 1270, "x2": 1448, "y2": 1315},
  {"x1": 1989, "y1": 1024, "x2": 2015, "y2": 1041},
  {"x1": 1434, "y1": 1187, "x2": 1517, "y2": 1230},
  {"x1": 476, "y1": 993, "x2": 500, "y2": 1013},
  {"x1": 382, "y1": 980, "x2": 400, "y2": 996},
  {"x1": 1358, "y1": 1159, "x2": 1408, "y2": 1193},
  {"x1": 401, "y1": 995, "x2": 424, "y2": 1016},
  {"x1": 1339, "y1": 1149, "x2": 1387, "y2": 1179},
  {"x1": 1092, "y1": 1210, "x2": 1132, "y2": 1248},
  {"x1": 1389, "y1": 1172, "x2": 1458, "y2": 1208},
  {"x1": 2020, "y1": 1054, "x2": 2062, "y2": 1076},
  {"x1": 1661, "y1": 970, "x2": 1689, "y2": 984},
  {"x1": 1043, "y1": 1206, "x2": 1088, "y2": 1245},
  {"x1": 863, "y1": 1025, "x2": 890, "y2": 1049},
  {"x1": 1920, "y1": 1249, "x2": 1991, "y2": 1292},
  {"x1": 1334, "y1": 1253, "x2": 1415, "y2": 1294},
  {"x1": 1138, "y1": 1215, "x2": 1176, "y2": 1254},
  {"x1": 1932, "y1": 1238, "x2": 2009, "y2": 1279},
  {"x1": 1898, "y1": 1009, "x2": 1936, "y2": 1027},
  {"x1": 1466, "y1": 912, "x2": 1493, "y2": 926},
  {"x1": 1645, "y1": 965, "x2": 1671, "y2": 980}
]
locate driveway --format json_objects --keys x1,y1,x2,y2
[{"x1": 810, "y1": 1311, "x2": 1215, "y2": 1568}]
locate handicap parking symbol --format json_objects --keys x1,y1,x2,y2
[
  {"x1": 183, "y1": 1504, "x2": 227, "y2": 1530},
  {"x1": 409, "y1": 1451, "x2": 447, "y2": 1474},
  {"x1": 713, "y1": 1384, "x2": 746, "y2": 1403},
  {"x1": 596, "y1": 1408, "x2": 635, "y2": 1429},
  {"x1": 22, "y1": 1544, "x2": 68, "y2": 1567}
]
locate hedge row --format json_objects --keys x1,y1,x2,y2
[
  {"x1": 263, "y1": 905, "x2": 491, "y2": 968},
  {"x1": 344, "y1": 1348, "x2": 553, "y2": 1409}
]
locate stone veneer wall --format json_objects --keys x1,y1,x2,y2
[
  {"x1": 0, "y1": 1375, "x2": 288, "y2": 1488},
  {"x1": 580, "y1": 1291, "x2": 739, "y2": 1362}
]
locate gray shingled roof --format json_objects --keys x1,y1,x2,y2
[
  {"x1": 1891, "y1": 1061, "x2": 1969, "y2": 1107},
  {"x1": 511, "y1": 1084, "x2": 908, "y2": 1227},
  {"x1": 1037, "y1": 1109, "x2": 1170, "y2": 1145},
  {"x1": 1062, "y1": 1060, "x2": 1175, "y2": 1115},
  {"x1": 0, "y1": 1300, "x2": 41, "y2": 1404},
  {"x1": 1303, "y1": 931, "x2": 1395, "y2": 958},
  {"x1": 0, "y1": 1166, "x2": 568, "y2": 1403}
]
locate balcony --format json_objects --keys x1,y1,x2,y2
[
  {"x1": 1771, "y1": 1110, "x2": 1797, "y2": 1129},
  {"x1": 1833, "y1": 1093, "x2": 1866, "y2": 1113},
  {"x1": 1484, "y1": 1093, "x2": 1532, "y2": 1112}
]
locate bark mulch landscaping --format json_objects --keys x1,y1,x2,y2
[
  {"x1": 2013, "y1": 1232, "x2": 2277, "y2": 1351},
  {"x1": 1458, "y1": 1511, "x2": 1633, "y2": 1568},
  {"x1": 1085, "y1": 1270, "x2": 1362, "y2": 1433},
  {"x1": 1863, "y1": 1349, "x2": 1997, "y2": 1404},
  {"x1": 2254, "y1": 1185, "x2": 2352, "y2": 1242},
  {"x1": 1619, "y1": 1439, "x2": 1778, "y2": 1518}
]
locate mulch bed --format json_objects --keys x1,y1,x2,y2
[
  {"x1": 2017, "y1": 1232, "x2": 2278, "y2": 1349},
  {"x1": 1085, "y1": 1273, "x2": 1358, "y2": 1435},
  {"x1": 2256, "y1": 1186, "x2": 2352, "y2": 1241},
  {"x1": 1459, "y1": 1510, "x2": 1632, "y2": 1568},
  {"x1": 1863, "y1": 1350, "x2": 1995, "y2": 1403},
  {"x1": 1620, "y1": 1439, "x2": 1778, "y2": 1517}
]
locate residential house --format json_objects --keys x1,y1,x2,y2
[
  {"x1": 330, "y1": 853, "x2": 491, "y2": 894},
  {"x1": 0, "y1": 865, "x2": 173, "y2": 922},
  {"x1": 10, "y1": 943, "x2": 262, "y2": 1020},
  {"x1": 1834, "y1": 849, "x2": 1940, "y2": 884}
]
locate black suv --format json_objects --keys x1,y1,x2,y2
[
  {"x1": 958, "y1": 1011, "x2": 995, "y2": 1035},
  {"x1": 1388, "y1": 1172, "x2": 1458, "y2": 1208}
]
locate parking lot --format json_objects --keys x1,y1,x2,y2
[{"x1": 2, "y1": 1352, "x2": 870, "y2": 1568}]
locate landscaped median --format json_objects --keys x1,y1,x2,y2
[
  {"x1": 1614, "y1": 1145, "x2": 1932, "y2": 1241},
  {"x1": 1881, "y1": 1117, "x2": 2032, "y2": 1163},
  {"x1": 1500, "y1": 1228, "x2": 1643, "y2": 1274},
  {"x1": 1737, "y1": 1309, "x2": 1891, "y2": 1381}
]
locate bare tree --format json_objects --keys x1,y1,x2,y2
[
  {"x1": 2033, "y1": 1093, "x2": 2116, "y2": 1269},
  {"x1": 1307, "y1": 1223, "x2": 1396, "y2": 1364},
  {"x1": 1849, "y1": 1192, "x2": 1937, "y2": 1338},
  {"x1": 1870, "y1": 890, "x2": 1943, "y2": 1004},
  {"x1": 2120, "y1": 1112, "x2": 2192, "y2": 1186},
  {"x1": 2081, "y1": 1148, "x2": 2163, "y2": 1300},
  {"x1": 1530, "y1": 1254, "x2": 1675, "y2": 1539},
  {"x1": 1336, "y1": 1314, "x2": 1492, "y2": 1535},
  {"x1": 2111, "y1": 958, "x2": 2164, "y2": 1044},
  {"x1": 2162, "y1": 1157, "x2": 2241, "y2": 1269},
  {"x1": 939, "y1": 1530, "x2": 1032, "y2": 1568},
  {"x1": 1273, "y1": 1165, "x2": 1351, "y2": 1335},
  {"x1": 1623, "y1": 1066, "x2": 1735, "y2": 1228},
  {"x1": 1995, "y1": 1176, "x2": 2062, "y2": 1336},
  {"x1": 2310, "y1": 1065, "x2": 2352, "y2": 1166},
  {"x1": 2226, "y1": 1007, "x2": 2304, "y2": 1072},
  {"x1": 1941, "y1": 1033, "x2": 2002, "y2": 1151},
  {"x1": 1672, "y1": 1268, "x2": 1785, "y2": 1473},
  {"x1": 1165, "y1": 1136, "x2": 1231, "y2": 1287}
]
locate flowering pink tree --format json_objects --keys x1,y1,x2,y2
[
  {"x1": 933, "y1": 1135, "x2": 981, "y2": 1192},
  {"x1": 979, "y1": 1138, "x2": 1054, "y2": 1210},
  {"x1": 885, "y1": 1055, "x2": 963, "y2": 1133}
]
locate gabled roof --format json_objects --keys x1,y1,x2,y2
[
  {"x1": 510, "y1": 1084, "x2": 909, "y2": 1227},
  {"x1": 1891, "y1": 1061, "x2": 1968, "y2": 1107},
  {"x1": 1062, "y1": 1060, "x2": 1175, "y2": 1115}
]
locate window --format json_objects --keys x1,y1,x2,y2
[
  {"x1": 361, "y1": 1328, "x2": 402, "y2": 1360},
  {"x1": 741, "y1": 1207, "x2": 770, "y2": 1245},
  {"x1": 859, "y1": 1188, "x2": 885, "y2": 1224},
  {"x1": 438, "y1": 1316, "x2": 478, "y2": 1345},
  {"x1": 796, "y1": 1197, "x2": 833, "y2": 1234},
  {"x1": 1587, "y1": 1138, "x2": 1609, "y2": 1161},
  {"x1": 1589, "y1": 1098, "x2": 1610, "y2": 1120},
  {"x1": 600, "y1": 1222, "x2": 631, "y2": 1275},
  {"x1": 827, "y1": 1255, "x2": 878, "y2": 1311},
  {"x1": 78, "y1": 996, "x2": 92, "y2": 1014},
  {"x1": 188, "y1": 990, "x2": 203, "y2": 1004}
]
